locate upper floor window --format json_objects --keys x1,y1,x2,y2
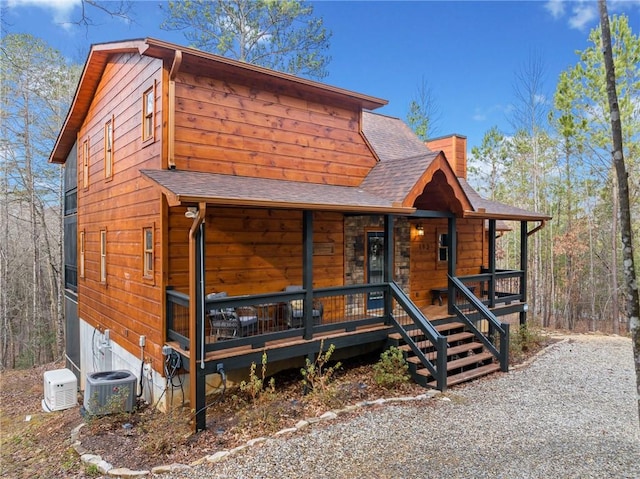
[
  {"x1": 142, "y1": 86, "x2": 155, "y2": 142},
  {"x1": 79, "y1": 230, "x2": 85, "y2": 279},
  {"x1": 100, "y1": 229, "x2": 107, "y2": 283},
  {"x1": 143, "y1": 226, "x2": 154, "y2": 279},
  {"x1": 82, "y1": 139, "x2": 89, "y2": 189},
  {"x1": 104, "y1": 117, "x2": 113, "y2": 179}
]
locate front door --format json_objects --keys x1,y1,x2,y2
[{"x1": 366, "y1": 231, "x2": 385, "y2": 310}]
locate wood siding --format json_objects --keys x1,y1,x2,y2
[
  {"x1": 410, "y1": 218, "x2": 484, "y2": 308},
  {"x1": 168, "y1": 208, "x2": 344, "y2": 295},
  {"x1": 172, "y1": 72, "x2": 377, "y2": 186},
  {"x1": 76, "y1": 52, "x2": 165, "y2": 364}
]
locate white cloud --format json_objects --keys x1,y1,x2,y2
[
  {"x1": 472, "y1": 109, "x2": 487, "y2": 122},
  {"x1": 544, "y1": 0, "x2": 640, "y2": 31},
  {"x1": 544, "y1": 0, "x2": 565, "y2": 19},
  {"x1": 7, "y1": 0, "x2": 80, "y2": 26},
  {"x1": 568, "y1": 3, "x2": 597, "y2": 31}
]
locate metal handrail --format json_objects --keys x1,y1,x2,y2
[
  {"x1": 449, "y1": 275, "x2": 510, "y2": 372},
  {"x1": 388, "y1": 281, "x2": 448, "y2": 390}
]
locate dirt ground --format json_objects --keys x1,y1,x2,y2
[{"x1": 0, "y1": 332, "x2": 554, "y2": 478}]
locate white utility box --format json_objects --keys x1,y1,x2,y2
[{"x1": 43, "y1": 368, "x2": 78, "y2": 412}]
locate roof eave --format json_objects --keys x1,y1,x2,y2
[
  {"x1": 172, "y1": 194, "x2": 414, "y2": 214},
  {"x1": 143, "y1": 38, "x2": 388, "y2": 111},
  {"x1": 464, "y1": 210, "x2": 552, "y2": 222},
  {"x1": 49, "y1": 39, "x2": 147, "y2": 164}
]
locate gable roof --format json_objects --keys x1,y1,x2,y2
[
  {"x1": 360, "y1": 112, "x2": 472, "y2": 211},
  {"x1": 52, "y1": 37, "x2": 550, "y2": 222},
  {"x1": 49, "y1": 37, "x2": 388, "y2": 164}
]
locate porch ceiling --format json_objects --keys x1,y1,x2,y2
[{"x1": 140, "y1": 169, "x2": 416, "y2": 214}]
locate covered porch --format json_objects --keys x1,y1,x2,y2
[{"x1": 144, "y1": 165, "x2": 545, "y2": 431}]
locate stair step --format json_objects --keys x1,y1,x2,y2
[
  {"x1": 388, "y1": 322, "x2": 465, "y2": 341},
  {"x1": 398, "y1": 331, "x2": 476, "y2": 352},
  {"x1": 415, "y1": 352, "x2": 494, "y2": 377},
  {"x1": 426, "y1": 363, "x2": 502, "y2": 388},
  {"x1": 406, "y1": 341, "x2": 485, "y2": 363}
]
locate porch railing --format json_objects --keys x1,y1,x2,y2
[
  {"x1": 449, "y1": 275, "x2": 510, "y2": 372},
  {"x1": 166, "y1": 282, "x2": 449, "y2": 389},
  {"x1": 166, "y1": 284, "x2": 391, "y2": 353},
  {"x1": 457, "y1": 269, "x2": 524, "y2": 307}
]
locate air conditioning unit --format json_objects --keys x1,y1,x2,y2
[
  {"x1": 42, "y1": 368, "x2": 77, "y2": 412},
  {"x1": 83, "y1": 370, "x2": 137, "y2": 415}
]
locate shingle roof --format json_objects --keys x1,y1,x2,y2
[
  {"x1": 359, "y1": 152, "x2": 439, "y2": 204},
  {"x1": 140, "y1": 169, "x2": 415, "y2": 214},
  {"x1": 459, "y1": 178, "x2": 551, "y2": 221},
  {"x1": 362, "y1": 111, "x2": 434, "y2": 161}
]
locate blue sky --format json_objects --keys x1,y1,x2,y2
[{"x1": 2, "y1": 0, "x2": 640, "y2": 150}]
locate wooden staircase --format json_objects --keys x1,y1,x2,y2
[{"x1": 388, "y1": 320, "x2": 501, "y2": 388}]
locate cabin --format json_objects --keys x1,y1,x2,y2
[{"x1": 50, "y1": 38, "x2": 550, "y2": 430}]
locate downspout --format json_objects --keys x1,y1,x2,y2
[
  {"x1": 527, "y1": 220, "x2": 546, "y2": 237},
  {"x1": 188, "y1": 201, "x2": 206, "y2": 430},
  {"x1": 168, "y1": 50, "x2": 182, "y2": 170}
]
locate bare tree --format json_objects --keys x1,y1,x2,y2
[
  {"x1": 406, "y1": 76, "x2": 441, "y2": 141},
  {"x1": 1, "y1": 34, "x2": 79, "y2": 368},
  {"x1": 598, "y1": 0, "x2": 640, "y2": 423},
  {"x1": 67, "y1": 1, "x2": 133, "y2": 28}
]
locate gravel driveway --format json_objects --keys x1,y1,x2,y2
[{"x1": 159, "y1": 335, "x2": 639, "y2": 479}]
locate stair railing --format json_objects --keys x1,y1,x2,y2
[
  {"x1": 448, "y1": 275, "x2": 510, "y2": 372},
  {"x1": 388, "y1": 282, "x2": 448, "y2": 391}
]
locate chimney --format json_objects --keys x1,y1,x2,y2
[{"x1": 425, "y1": 134, "x2": 467, "y2": 179}]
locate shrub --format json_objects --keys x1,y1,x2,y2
[
  {"x1": 509, "y1": 324, "x2": 546, "y2": 362},
  {"x1": 301, "y1": 340, "x2": 341, "y2": 393},
  {"x1": 373, "y1": 346, "x2": 410, "y2": 388},
  {"x1": 240, "y1": 352, "x2": 274, "y2": 402}
]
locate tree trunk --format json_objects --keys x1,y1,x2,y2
[
  {"x1": 599, "y1": 0, "x2": 640, "y2": 424},
  {"x1": 612, "y1": 176, "x2": 619, "y2": 333}
]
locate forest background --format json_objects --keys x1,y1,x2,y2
[{"x1": 0, "y1": 1, "x2": 638, "y2": 370}]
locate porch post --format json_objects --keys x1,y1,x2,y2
[
  {"x1": 520, "y1": 221, "x2": 528, "y2": 326},
  {"x1": 194, "y1": 221, "x2": 206, "y2": 431},
  {"x1": 187, "y1": 202, "x2": 207, "y2": 432},
  {"x1": 302, "y1": 210, "x2": 313, "y2": 341},
  {"x1": 488, "y1": 219, "x2": 496, "y2": 307},
  {"x1": 384, "y1": 215, "x2": 394, "y2": 324},
  {"x1": 447, "y1": 216, "x2": 457, "y2": 315}
]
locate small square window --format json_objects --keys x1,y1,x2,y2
[
  {"x1": 143, "y1": 227, "x2": 154, "y2": 278},
  {"x1": 104, "y1": 118, "x2": 113, "y2": 179},
  {"x1": 142, "y1": 87, "x2": 155, "y2": 142}
]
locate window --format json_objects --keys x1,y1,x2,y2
[
  {"x1": 143, "y1": 227, "x2": 153, "y2": 278},
  {"x1": 100, "y1": 229, "x2": 107, "y2": 283},
  {"x1": 104, "y1": 117, "x2": 113, "y2": 179},
  {"x1": 438, "y1": 233, "x2": 449, "y2": 262},
  {"x1": 79, "y1": 230, "x2": 85, "y2": 279},
  {"x1": 142, "y1": 86, "x2": 155, "y2": 142},
  {"x1": 82, "y1": 139, "x2": 89, "y2": 189}
]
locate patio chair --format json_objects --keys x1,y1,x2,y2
[
  {"x1": 283, "y1": 285, "x2": 324, "y2": 328},
  {"x1": 206, "y1": 292, "x2": 258, "y2": 338}
]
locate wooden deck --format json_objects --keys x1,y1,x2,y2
[
  {"x1": 166, "y1": 322, "x2": 393, "y2": 371},
  {"x1": 166, "y1": 300, "x2": 521, "y2": 373}
]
